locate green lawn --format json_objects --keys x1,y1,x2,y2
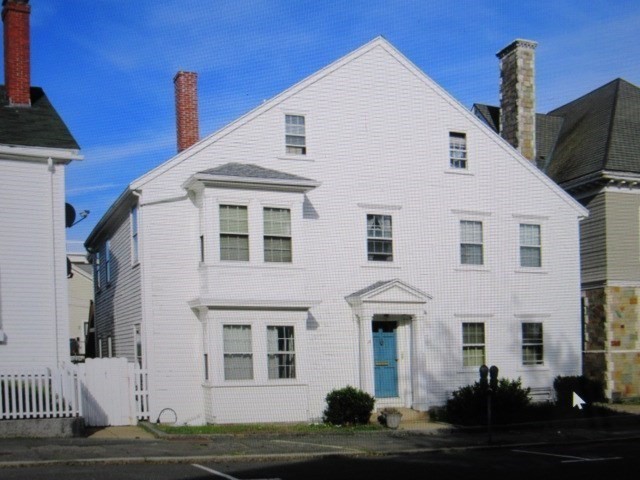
[{"x1": 153, "y1": 422, "x2": 385, "y2": 435}]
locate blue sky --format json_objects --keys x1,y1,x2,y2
[{"x1": 10, "y1": 0, "x2": 640, "y2": 249}]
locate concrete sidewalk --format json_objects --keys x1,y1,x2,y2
[{"x1": 1, "y1": 410, "x2": 640, "y2": 468}]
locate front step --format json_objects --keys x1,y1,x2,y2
[{"x1": 372, "y1": 407, "x2": 429, "y2": 423}]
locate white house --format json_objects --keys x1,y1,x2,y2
[
  {"x1": 85, "y1": 37, "x2": 587, "y2": 425},
  {"x1": 0, "y1": 0, "x2": 81, "y2": 369},
  {"x1": 68, "y1": 253, "x2": 93, "y2": 359}
]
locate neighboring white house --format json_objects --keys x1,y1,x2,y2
[
  {"x1": 68, "y1": 253, "x2": 93, "y2": 359},
  {"x1": 0, "y1": 0, "x2": 81, "y2": 369},
  {"x1": 85, "y1": 37, "x2": 587, "y2": 425}
]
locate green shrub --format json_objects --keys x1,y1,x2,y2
[
  {"x1": 553, "y1": 375, "x2": 605, "y2": 409},
  {"x1": 445, "y1": 377, "x2": 531, "y2": 425},
  {"x1": 323, "y1": 386, "x2": 375, "y2": 426}
]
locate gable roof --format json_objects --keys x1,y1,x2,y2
[
  {"x1": 474, "y1": 78, "x2": 640, "y2": 186},
  {"x1": 472, "y1": 104, "x2": 564, "y2": 168},
  {"x1": 86, "y1": 36, "x2": 587, "y2": 249},
  {"x1": 546, "y1": 78, "x2": 640, "y2": 184},
  {"x1": 0, "y1": 86, "x2": 80, "y2": 150}
]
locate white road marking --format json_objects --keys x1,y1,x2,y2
[
  {"x1": 512, "y1": 449, "x2": 622, "y2": 463},
  {"x1": 192, "y1": 463, "x2": 281, "y2": 480}
]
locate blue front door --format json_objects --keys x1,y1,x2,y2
[{"x1": 373, "y1": 321, "x2": 398, "y2": 398}]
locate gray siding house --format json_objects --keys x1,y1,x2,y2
[{"x1": 474, "y1": 39, "x2": 640, "y2": 400}]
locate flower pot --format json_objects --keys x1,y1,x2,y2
[{"x1": 383, "y1": 412, "x2": 402, "y2": 429}]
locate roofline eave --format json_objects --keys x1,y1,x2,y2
[
  {"x1": 0, "y1": 144, "x2": 83, "y2": 163},
  {"x1": 182, "y1": 173, "x2": 321, "y2": 193}
]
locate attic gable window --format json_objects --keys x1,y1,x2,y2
[
  {"x1": 285, "y1": 115, "x2": 306, "y2": 155},
  {"x1": 449, "y1": 132, "x2": 467, "y2": 169}
]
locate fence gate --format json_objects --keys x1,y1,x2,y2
[{"x1": 76, "y1": 358, "x2": 145, "y2": 427}]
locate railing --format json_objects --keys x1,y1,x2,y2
[
  {"x1": 133, "y1": 366, "x2": 149, "y2": 421},
  {"x1": 0, "y1": 366, "x2": 82, "y2": 420}
]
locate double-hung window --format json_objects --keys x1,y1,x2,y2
[
  {"x1": 220, "y1": 205, "x2": 249, "y2": 261},
  {"x1": 460, "y1": 220, "x2": 483, "y2": 265},
  {"x1": 223, "y1": 325, "x2": 253, "y2": 380},
  {"x1": 449, "y1": 132, "x2": 467, "y2": 169},
  {"x1": 462, "y1": 322, "x2": 485, "y2": 367},
  {"x1": 285, "y1": 115, "x2": 306, "y2": 155},
  {"x1": 264, "y1": 208, "x2": 292, "y2": 263},
  {"x1": 367, "y1": 214, "x2": 393, "y2": 261},
  {"x1": 105, "y1": 240, "x2": 112, "y2": 284},
  {"x1": 267, "y1": 326, "x2": 296, "y2": 379},
  {"x1": 520, "y1": 224, "x2": 541, "y2": 267},
  {"x1": 131, "y1": 205, "x2": 139, "y2": 264},
  {"x1": 522, "y1": 323, "x2": 543, "y2": 365}
]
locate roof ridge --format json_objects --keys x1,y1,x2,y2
[{"x1": 602, "y1": 79, "x2": 623, "y2": 170}]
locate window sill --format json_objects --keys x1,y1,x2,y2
[
  {"x1": 362, "y1": 262, "x2": 401, "y2": 269},
  {"x1": 204, "y1": 262, "x2": 305, "y2": 271},
  {"x1": 444, "y1": 169, "x2": 474, "y2": 176},
  {"x1": 455, "y1": 266, "x2": 490, "y2": 273},
  {"x1": 277, "y1": 155, "x2": 315, "y2": 162},
  {"x1": 517, "y1": 365, "x2": 549, "y2": 372},
  {"x1": 204, "y1": 381, "x2": 307, "y2": 388},
  {"x1": 457, "y1": 367, "x2": 483, "y2": 374},
  {"x1": 515, "y1": 268, "x2": 548, "y2": 275}
]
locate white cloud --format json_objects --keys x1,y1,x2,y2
[{"x1": 66, "y1": 183, "x2": 121, "y2": 197}]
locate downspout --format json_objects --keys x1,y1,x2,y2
[{"x1": 48, "y1": 157, "x2": 60, "y2": 366}]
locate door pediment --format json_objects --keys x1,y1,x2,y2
[{"x1": 346, "y1": 279, "x2": 431, "y2": 306}]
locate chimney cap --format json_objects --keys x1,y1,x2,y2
[{"x1": 496, "y1": 39, "x2": 538, "y2": 59}]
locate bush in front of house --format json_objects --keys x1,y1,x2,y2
[
  {"x1": 323, "y1": 386, "x2": 375, "y2": 426},
  {"x1": 553, "y1": 375, "x2": 606, "y2": 409},
  {"x1": 445, "y1": 377, "x2": 532, "y2": 426}
]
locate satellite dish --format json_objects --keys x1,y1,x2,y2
[{"x1": 65, "y1": 203, "x2": 76, "y2": 228}]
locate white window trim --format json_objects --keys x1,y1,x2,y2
[
  {"x1": 267, "y1": 325, "x2": 296, "y2": 380},
  {"x1": 219, "y1": 204, "x2": 250, "y2": 262},
  {"x1": 453, "y1": 210, "x2": 491, "y2": 272},
  {"x1": 460, "y1": 321, "x2": 487, "y2": 371},
  {"x1": 366, "y1": 213, "x2": 394, "y2": 263},
  {"x1": 448, "y1": 131, "x2": 468, "y2": 170},
  {"x1": 284, "y1": 114, "x2": 307, "y2": 156},
  {"x1": 459, "y1": 220, "x2": 484, "y2": 267},
  {"x1": 513, "y1": 215, "x2": 549, "y2": 274},
  {"x1": 222, "y1": 324, "x2": 254, "y2": 381}
]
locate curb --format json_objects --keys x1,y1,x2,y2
[{"x1": 2, "y1": 434, "x2": 640, "y2": 469}]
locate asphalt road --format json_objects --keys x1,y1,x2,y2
[{"x1": 1, "y1": 438, "x2": 636, "y2": 480}]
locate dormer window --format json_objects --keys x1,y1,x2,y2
[
  {"x1": 449, "y1": 132, "x2": 467, "y2": 169},
  {"x1": 285, "y1": 115, "x2": 306, "y2": 155}
]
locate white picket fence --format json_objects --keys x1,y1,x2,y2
[
  {"x1": 0, "y1": 359, "x2": 149, "y2": 426},
  {"x1": 0, "y1": 365, "x2": 82, "y2": 420}
]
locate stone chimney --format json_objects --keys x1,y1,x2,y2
[
  {"x1": 2, "y1": 0, "x2": 31, "y2": 106},
  {"x1": 174, "y1": 71, "x2": 199, "y2": 152},
  {"x1": 496, "y1": 39, "x2": 537, "y2": 162}
]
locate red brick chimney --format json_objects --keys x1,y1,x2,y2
[
  {"x1": 174, "y1": 71, "x2": 199, "y2": 152},
  {"x1": 2, "y1": 0, "x2": 31, "y2": 106}
]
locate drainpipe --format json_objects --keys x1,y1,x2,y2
[{"x1": 48, "y1": 157, "x2": 61, "y2": 366}]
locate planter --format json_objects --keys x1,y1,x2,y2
[{"x1": 379, "y1": 409, "x2": 403, "y2": 429}]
